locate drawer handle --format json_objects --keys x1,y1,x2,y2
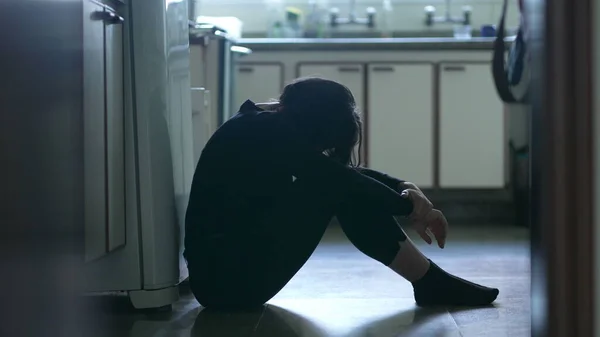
[
  {"x1": 238, "y1": 67, "x2": 254, "y2": 73},
  {"x1": 443, "y1": 66, "x2": 466, "y2": 72},
  {"x1": 372, "y1": 66, "x2": 395, "y2": 72},
  {"x1": 338, "y1": 66, "x2": 361, "y2": 73},
  {"x1": 91, "y1": 11, "x2": 124, "y2": 25}
]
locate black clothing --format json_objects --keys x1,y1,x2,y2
[{"x1": 185, "y1": 100, "x2": 413, "y2": 309}]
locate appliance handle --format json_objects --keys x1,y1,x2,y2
[
  {"x1": 230, "y1": 45, "x2": 252, "y2": 56},
  {"x1": 91, "y1": 10, "x2": 124, "y2": 25},
  {"x1": 189, "y1": 24, "x2": 230, "y2": 40}
]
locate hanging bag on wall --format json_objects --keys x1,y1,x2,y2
[{"x1": 492, "y1": 0, "x2": 530, "y2": 103}]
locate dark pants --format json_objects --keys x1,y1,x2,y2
[{"x1": 187, "y1": 178, "x2": 408, "y2": 310}]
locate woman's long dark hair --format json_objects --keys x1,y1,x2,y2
[{"x1": 278, "y1": 77, "x2": 363, "y2": 166}]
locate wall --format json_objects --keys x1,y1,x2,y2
[{"x1": 193, "y1": 0, "x2": 522, "y2": 35}]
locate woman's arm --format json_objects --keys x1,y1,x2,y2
[
  {"x1": 355, "y1": 167, "x2": 405, "y2": 191},
  {"x1": 356, "y1": 168, "x2": 425, "y2": 194},
  {"x1": 273, "y1": 142, "x2": 414, "y2": 216}
]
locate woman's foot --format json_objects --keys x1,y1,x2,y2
[{"x1": 412, "y1": 260, "x2": 499, "y2": 307}]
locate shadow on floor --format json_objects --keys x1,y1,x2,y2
[{"x1": 192, "y1": 305, "x2": 324, "y2": 337}]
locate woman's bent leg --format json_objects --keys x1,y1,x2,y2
[
  {"x1": 335, "y1": 204, "x2": 430, "y2": 281},
  {"x1": 189, "y1": 179, "x2": 343, "y2": 310},
  {"x1": 336, "y1": 203, "x2": 499, "y2": 307}
]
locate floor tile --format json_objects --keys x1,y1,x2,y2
[{"x1": 451, "y1": 298, "x2": 531, "y2": 337}]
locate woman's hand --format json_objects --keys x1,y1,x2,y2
[
  {"x1": 256, "y1": 101, "x2": 282, "y2": 111},
  {"x1": 398, "y1": 181, "x2": 422, "y2": 193},
  {"x1": 400, "y1": 188, "x2": 432, "y2": 221},
  {"x1": 400, "y1": 186, "x2": 448, "y2": 249},
  {"x1": 410, "y1": 209, "x2": 449, "y2": 249}
]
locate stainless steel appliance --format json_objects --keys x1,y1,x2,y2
[
  {"x1": 83, "y1": 0, "x2": 192, "y2": 310},
  {"x1": 189, "y1": 23, "x2": 251, "y2": 136}
]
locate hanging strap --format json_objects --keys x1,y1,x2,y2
[{"x1": 492, "y1": 0, "x2": 528, "y2": 103}]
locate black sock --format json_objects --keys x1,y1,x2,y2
[{"x1": 412, "y1": 260, "x2": 499, "y2": 307}]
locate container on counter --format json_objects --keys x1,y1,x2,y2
[
  {"x1": 453, "y1": 24, "x2": 472, "y2": 39},
  {"x1": 379, "y1": 0, "x2": 394, "y2": 37},
  {"x1": 283, "y1": 7, "x2": 303, "y2": 38},
  {"x1": 480, "y1": 24, "x2": 497, "y2": 37},
  {"x1": 304, "y1": 0, "x2": 328, "y2": 38},
  {"x1": 265, "y1": 0, "x2": 285, "y2": 38}
]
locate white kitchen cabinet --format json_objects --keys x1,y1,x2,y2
[
  {"x1": 234, "y1": 63, "x2": 283, "y2": 108},
  {"x1": 367, "y1": 64, "x2": 434, "y2": 187},
  {"x1": 439, "y1": 63, "x2": 505, "y2": 188}
]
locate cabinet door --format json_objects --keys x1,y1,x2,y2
[
  {"x1": 439, "y1": 63, "x2": 505, "y2": 188},
  {"x1": 235, "y1": 64, "x2": 283, "y2": 108},
  {"x1": 83, "y1": 1, "x2": 108, "y2": 262},
  {"x1": 298, "y1": 63, "x2": 366, "y2": 162},
  {"x1": 367, "y1": 64, "x2": 434, "y2": 187},
  {"x1": 105, "y1": 8, "x2": 126, "y2": 252}
]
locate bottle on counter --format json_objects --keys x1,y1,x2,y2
[
  {"x1": 380, "y1": 0, "x2": 394, "y2": 37},
  {"x1": 264, "y1": 0, "x2": 285, "y2": 38},
  {"x1": 304, "y1": 0, "x2": 327, "y2": 38},
  {"x1": 283, "y1": 7, "x2": 303, "y2": 38}
]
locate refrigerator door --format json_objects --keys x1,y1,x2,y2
[
  {"x1": 83, "y1": 0, "x2": 108, "y2": 263},
  {"x1": 129, "y1": 0, "x2": 189, "y2": 291}
]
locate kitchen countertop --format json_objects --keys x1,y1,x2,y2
[{"x1": 237, "y1": 37, "x2": 514, "y2": 52}]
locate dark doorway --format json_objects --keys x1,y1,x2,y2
[{"x1": 527, "y1": 0, "x2": 595, "y2": 335}]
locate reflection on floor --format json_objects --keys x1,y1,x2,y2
[{"x1": 86, "y1": 224, "x2": 530, "y2": 337}]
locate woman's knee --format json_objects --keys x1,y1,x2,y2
[
  {"x1": 335, "y1": 204, "x2": 407, "y2": 265},
  {"x1": 189, "y1": 274, "x2": 270, "y2": 311},
  {"x1": 336, "y1": 206, "x2": 407, "y2": 241}
]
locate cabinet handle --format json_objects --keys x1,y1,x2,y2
[
  {"x1": 238, "y1": 67, "x2": 254, "y2": 73},
  {"x1": 338, "y1": 66, "x2": 361, "y2": 73},
  {"x1": 372, "y1": 66, "x2": 395, "y2": 72},
  {"x1": 91, "y1": 11, "x2": 124, "y2": 25},
  {"x1": 443, "y1": 65, "x2": 466, "y2": 72}
]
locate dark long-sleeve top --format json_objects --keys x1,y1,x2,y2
[{"x1": 184, "y1": 100, "x2": 413, "y2": 256}]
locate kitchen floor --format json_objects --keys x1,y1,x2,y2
[{"x1": 87, "y1": 224, "x2": 530, "y2": 337}]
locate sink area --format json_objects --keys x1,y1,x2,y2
[
  {"x1": 236, "y1": 36, "x2": 514, "y2": 52},
  {"x1": 241, "y1": 29, "x2": 483, "y2": 39}
]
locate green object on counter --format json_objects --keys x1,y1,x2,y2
[
  {"x1": 269, "y1": 21, "x2": 284, "y2": 38},
  {"x1": 283, "y1": 7, "x2": 302, "y2": 37},
  {"x1": 304, "y1": 1, "x2": 327, "y2": 38}
]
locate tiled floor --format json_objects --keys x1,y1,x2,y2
[{"x1": 87, "y1": 224, "x2": 530, "y2": 337}]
